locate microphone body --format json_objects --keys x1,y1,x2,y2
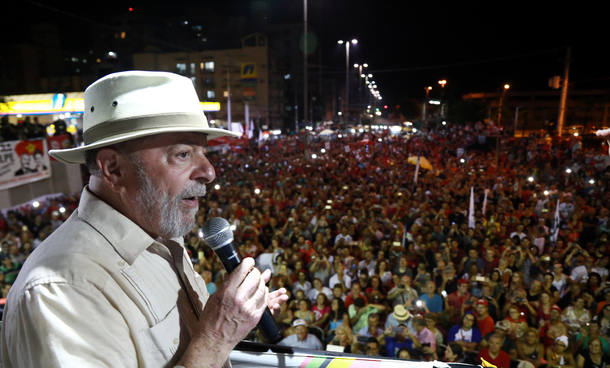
[{"x1": 202, "y1": 218, "x2": 282, "y2": 344}]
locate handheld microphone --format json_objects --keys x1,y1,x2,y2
[{"x1": 201, "y1": 217, "x2": 282, "y2": 344}]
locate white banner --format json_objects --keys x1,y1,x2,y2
[
  {"x1": 468, "y1": 186, "x2": 475, "y2": 229},
  {"x1": 0, "y1": 138, "x2": 52, "y2": 190}
]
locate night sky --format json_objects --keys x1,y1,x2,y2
[{"x1": 4, "y1": 0, "x2": 609, "y2": 108}]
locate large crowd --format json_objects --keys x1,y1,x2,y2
[{"x1": 1, "y1": 122, "x2": 609, "y2": 367}]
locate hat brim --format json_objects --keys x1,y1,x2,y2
[
  {"x1": 49, "y1": 126, "x2": 241, "y2": 164},
  {"x1": 393, "y1": 313, "x2": 410, "y2": 322}
]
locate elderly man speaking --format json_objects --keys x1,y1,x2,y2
[{"x1": 0, "y1": 71, "x2": 287, "y2": 367}]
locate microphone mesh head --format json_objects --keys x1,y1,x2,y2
[{"x1": 201, "y1": 217, "x2": 234, "y2": 250}]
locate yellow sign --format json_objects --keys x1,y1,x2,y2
[
  {"x1": 0, "y1": 98, "x2": 84, "y2": 115},
  {"x1": 240, "y1": 63, "x2": 257, "y2": 80},
  {"x1": 0, "y1": 93, "x2": 220, "y2": 114},
  {"x1": 200, "y1": 101, "x2": 221, "y2": 112}
]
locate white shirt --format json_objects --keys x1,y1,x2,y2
[
  {"x1": 306, "y1": 286, "x2": 333, "y2": 304},
  {"x1": 1, "y1": 188, "x2": 229, "y2": 368},
  {"x1": 570, "y1": 265, "x2": 588, "y2": 283},
  {"x1": 328, "y1": 272, "x2": 352, "y2": 290},
  {"x1": 278, "y1": 333, "x2": 322, "y2": 350}
]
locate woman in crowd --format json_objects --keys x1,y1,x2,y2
[
  {"x1": 541, "y1": 272, "x2": 561, "y2": 304},
  {"x1": 488, "y1": 268, "x2": 506, "y2": 301},
  {"x1": 503, "y1": 304, "x2": 528, "y2": 341},
  {"x1": 442, "y1": 342, "x2": 465, "y2": 363},
  {"x1": 448, "y1": 312, "x2": 482, "y2": 357},
  {"x1": 576, "y1": 337, "x2": 610, "y2": 368},
  {"x1": 574, "y1": 320, "x2": 610, "y2": 357},
  {"x1": 516, "y1": 327, "x2": 545, "y2": 368},
  {"x1": 536, "y1": 292, "x2": 554, "y2": 327},
  {"x1": 327, "y1": 298, "x2": 349, "y2": 338},
  {"x1": 328, "y1": 324, "x2": 355, "y2": 353},
  {"x1": 311, "y1": 293, "x2": 331, "y2": 329},
  {"x1": 294, "y1": 298, "x2": 315, "y2": 324},
  {"x1": 562, "y1": 297, "x2": 592, "y2": 336},
  {"x1": 365, "y1": 274, "x2": 387, "y2": 299}
]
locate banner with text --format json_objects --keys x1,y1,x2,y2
[{"x1": 0, "y1": 138, "x2": 52, "y2": 190}]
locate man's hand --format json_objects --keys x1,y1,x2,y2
[
  {"x1": 267, "y1": 287, "x2": 289, "y2": 316},
  {"x1": 179, "y1": 258, "x2": 270, "y2": 367}
]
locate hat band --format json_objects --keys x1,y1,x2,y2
[{"x1": 83, "y1": 112, "x2": 205, "y2": 145}]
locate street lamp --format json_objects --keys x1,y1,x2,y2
[
  {"x1": 338, "y1": 38, "x2": 358, "y2": 124},
  {"x1": 497, "y1": 83, "x2": 510, "y2": 129},
  {"x1": 437, "y1": 80, "x2": 447, "y2": 118}
]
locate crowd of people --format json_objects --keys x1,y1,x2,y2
[{"x1": 1, "y1": 121, "x2": 609, "y2": 367}]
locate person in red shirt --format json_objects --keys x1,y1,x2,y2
[
  {"x1": 478, "y1": 333, "x2": 511, "y2": 368},
  {"x1": 447, "y1": 279, "x2": 471, "y2": 325},
  {"x1": 344, "y1": 282, "x2": 368, "y2": 309},
  {"x1": 475, "y1": 299, "x2": 495, "y2": 338}
]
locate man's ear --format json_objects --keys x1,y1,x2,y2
[{"x1": 96, "y1": 148, "x2": 130, "y2": 191}]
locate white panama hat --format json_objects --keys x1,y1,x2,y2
[{"x1": 49, "y1": 70, "x2": 241, "y2": 164}]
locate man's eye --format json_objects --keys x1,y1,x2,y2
[{"x1": 178, "y1": 151, "x2": 190, "y2": 159}]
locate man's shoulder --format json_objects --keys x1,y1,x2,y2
[{"x1": 9, "y1": 214, "x2": 123, "y2": 296}]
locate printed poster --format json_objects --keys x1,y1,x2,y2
[{"x1": 0, "y1": 138, "x2": 52, "y2": 190}]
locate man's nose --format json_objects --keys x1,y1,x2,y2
[{"x1": 192, "y1": 152, "x2": 216, "y2": 184}]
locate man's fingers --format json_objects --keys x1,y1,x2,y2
[
  {"x1": 224, "y1": 257, "x2": 256, "y2": 290},
  {"x1": 268, "y1": 288, "x2": 288, "y2": 311},
  {"x1": 261, "y1": 268, "x2": 272, "y2": 283},
  {"x1": 239, "y1": 265, "x2": 265, "y2": 302}
]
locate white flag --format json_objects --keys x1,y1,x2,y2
[
  {"x1": 482, "y1": 189, "x2": 489, "y2": 217},
  {"x1": 468, "y1": 186, "x2": 475, "y2": 229},
  {"x1": 413, "y1": 153, "x2": 421, "y2": 185},
  {"x1": 550, "y1": 199, "x2": 560, "y2": 243}
]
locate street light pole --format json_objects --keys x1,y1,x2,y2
[
  {"x1": 437, "y1": 79, "x2": 447, "y2": 118},
  {"x1": 345, "y1": 42, "x2": 349, "y2": 125},
  {"x1": 557, "y1": 46, "x2": 571, "y2": 137},
  {"x1": 497, "y1": 83, "x2": 510, "y2": 130},
  {"x1": 422, "y1": 86, "x2": 432, "y2": 122},
  {"x1": 338, "y1": 39, "x2": 357, "y2": 125},
  {"x1": 354, "y1": 63, "x2": 367, "y2": 125},
  {"x1": 303, "y1": 0, "x2": 308, "y2": 127}
]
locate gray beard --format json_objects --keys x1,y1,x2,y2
[{"x1": 132, "y1": 158, "x2": 206, "y2": 239}]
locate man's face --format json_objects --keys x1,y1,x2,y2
[
  {"x1": 122, "y1": 133, "x2": 214, "y2": 239},
  {"x1": 296, "y1": 325, "x2": 308, "y2": 341},
  {"x1": 333, "y1": 286, "x2": 343, "y2": 298},
  {"x1": 365, "y1": 342, "x2": 379, "y2": 356},
  {"x1": 368, "y1": 314, "x2": 379, "y2": 328},
  {"x1": 489, "y1": 336, "x2": 502, "y2": 354},
  {"x1": 550, "y1": 309, "x2": 560, "y2": 321},
  {"x1": 20, "y1": 154, "x2": 32, "y2": 170}
]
